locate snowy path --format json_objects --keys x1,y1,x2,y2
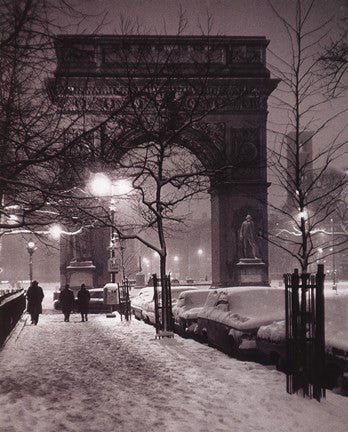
[{"x1": 0, "y1": 311, "x2": 348, "y2": 432}]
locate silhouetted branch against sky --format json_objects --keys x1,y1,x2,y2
[
  {"x1": 265, "y1": 0, "x2": 347, "y2": 271},
  {"x1": 0, "y1": 0, "x2": 152, "y2": 235}
]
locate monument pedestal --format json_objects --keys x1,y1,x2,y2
[
  {"x1": 236, "y1": 258, "x2": 267, "y2": 286},
  {"x1": 66, "y1": 260, "x2": 96, "y2": 290}
]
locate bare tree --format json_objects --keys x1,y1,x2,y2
[
  {"x1": 266, "y1": 0, "x2": 348, "y2": 273},
  {"x1": 0, "y1": 0, "x2": 84, "y2": 235},
  {"x1": 319, "y1": 2, "x2": 347, "y2": 96},
  {"x1": 0, "y1": 0, "x2": 137, "y2": 242}
]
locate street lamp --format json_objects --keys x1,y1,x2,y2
[
  {"x1": 26, "y1": 240, "x2": 36, "y2": 283},
  {"x1": 197, "y1": 249, "x2": 203, "y2": 280},
  {"x1": 317, "y1": 247, "x2": 323, "y2": 263},
  {"x1": 173, "y1": 255, "x2": 179, "y2": 279},
  {"x1": 108, "y1": 201, "x2": 118, "y2": 283},
  {"x1": 89, "y1": 173, "x2": 112, "y2": 196},
  {"x1": 89, "y1": 174, "x2": 132, "y2": 283},
  {"x1": 143, "y1": 257, "x2": 150, "y2": 277},
  {"x1": 49, "y1": 224, "x2": 63, "y2": 240},
  {"x1": 331, "y1": 218, "x2": 337, "y2": 292}
]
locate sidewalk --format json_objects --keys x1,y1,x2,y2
[{"x1": 0, "y1": 310, "x2": 348, "y2": 432}]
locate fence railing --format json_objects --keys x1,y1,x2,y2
[
  {"x1": 0, "y1": 289, "x2": 26, "y2": 347},
  {"x1": 284, "y1": 264, "x2": 326, "y2": 401}
]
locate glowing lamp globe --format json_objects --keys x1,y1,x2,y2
[
  {"x1": 50, "y1": 224, "x2": 63, "y2": 240},
  {"x1": 89, "y1": 173, "x2": 112, "y2": 196}
]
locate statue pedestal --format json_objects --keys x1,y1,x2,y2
[
  {"x1": 236, "y1": 258, "x2": 267, "y2": 286},
  {"x1": 66, "y1": 260, "x2": 96, "y2": 290}
]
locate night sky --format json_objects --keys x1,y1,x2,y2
[{"x1": 72, "y1": 0, "x2": 344, "y2": 39}]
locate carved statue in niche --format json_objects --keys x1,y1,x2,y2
[
  {"x1": 239, "y1": 215, "x2": 260, "y2": 260},
  {"x1": 72, "y1": 229, "x2": 92, "y2": 262}
]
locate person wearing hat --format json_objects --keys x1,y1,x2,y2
[
  {"x1": 26, "y1": 280, "x2": 44, "y2": 325},
  {"x1": 59, "y1": 284, "x2": 75, "y2": 322},
  {"x1": 77, "y1": 283, "x2": 91, "y2": 322}
]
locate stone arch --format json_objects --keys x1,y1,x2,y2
[{"x1": 51, "y1": 34, "x2": 279, "y2": 287}]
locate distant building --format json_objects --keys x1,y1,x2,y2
[{"x1": 274, "y1": 162, "x2": 348, "y2": 280}]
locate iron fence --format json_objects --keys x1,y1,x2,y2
[
  {"x1": 0, "y1": 289, "x2": 26, "y2": 346},
  {"x1": 284, "y1": 264, "x2": 326, "y2": 401}
]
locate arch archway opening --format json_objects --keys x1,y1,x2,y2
[{"x1": 114, "y1": 139, "x2": 212, "y2": 284}]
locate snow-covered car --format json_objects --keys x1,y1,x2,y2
[
  {"x1": 197, "y1": 286, "x2": 285, "y2": 357},
  {"x1": 256, "y1": 292, "x2": 348, "y2": 394},
  {"x1": 53, "y1": 287, "x2": 111, "y2": 313},
  {"x1": 172, "y1": 289, "x2": 211, "y2": 337},
  {"x1": 142, "y1": 286, "x2": 200, "y2": 325},
  {"x1": 130, "y1": 287, "x2": 154, "y2": 320}
]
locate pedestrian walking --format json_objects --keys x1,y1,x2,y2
[
  {"x1": 59, "y1": 284, "x2": 75, "y2": 322},
  {"x1": 77, "y1": 283, "x2": 91, "y2": 322},
  {"x1": 26, "y1": 280, "x2": 44, "y2": 325}
]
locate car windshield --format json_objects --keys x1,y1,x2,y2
[{"x1": 90, "y1": 290, "x2": 104, "y2": 299}]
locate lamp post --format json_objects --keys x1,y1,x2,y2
[
  {"x1": 197, "y1": 248, "x2": 203, "y2": 281},
  {"x1": 331, "y1": 218, "x2": 337, "y2": 292},
  {"x1": 173, "y1": 255, "x2": 179, "y2": 279},
  {"x1": 27, "y1": 240, "x2": 36, "y2": 283},
  {"x1": 143, "y1": 257, "x2": 150, "y2": 279},
  {"x1": 89, "y1": 173, "x2": 132, "y2": 284},
  {"x1": 110, "y1": 206, "x2": 117, "y2": 283},
  {"x1": 317, "y1": 247, "x2": 323, "y2": 263}
]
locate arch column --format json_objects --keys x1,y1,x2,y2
[{"x1": 210, "y1": 182, "x2": 269, "y2": 287}]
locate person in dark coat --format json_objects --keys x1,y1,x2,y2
[
  {"x1": 77, "y1": 283, "x2": 91, "y2": 322},
  {"x1": 59, "y1": 284, "x2": 75, "y2": 322},
  {"x1": 26, "y1": 280, "x2": 44, "y2": 325}
]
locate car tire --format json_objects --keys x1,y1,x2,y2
[
  {"x1": 207, "y1": 334, "x2": 215, "y2": 348},
  {"x1": 179, "y1": 319, "x2": 187, "y2": 338},
  {"x1": 227, "y1": 336, "x2": 238, "y2": 357},
  {"x1": 325, "y1": 363, "x2": 343, "y2": 390},
  {"x1": 200, "y1": 330, "x2": 208, "y2": 344},
  {"x1": 270, "y1": 352, "x2": 285, "y2": 371}
]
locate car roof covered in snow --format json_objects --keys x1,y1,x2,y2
[{"x1": 198, "y1": 286, "x2": 285, "y2": 331}]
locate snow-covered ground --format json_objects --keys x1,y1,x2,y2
[{"x1": 1, "y1": 305, "x2": 348, "y2": 432}]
